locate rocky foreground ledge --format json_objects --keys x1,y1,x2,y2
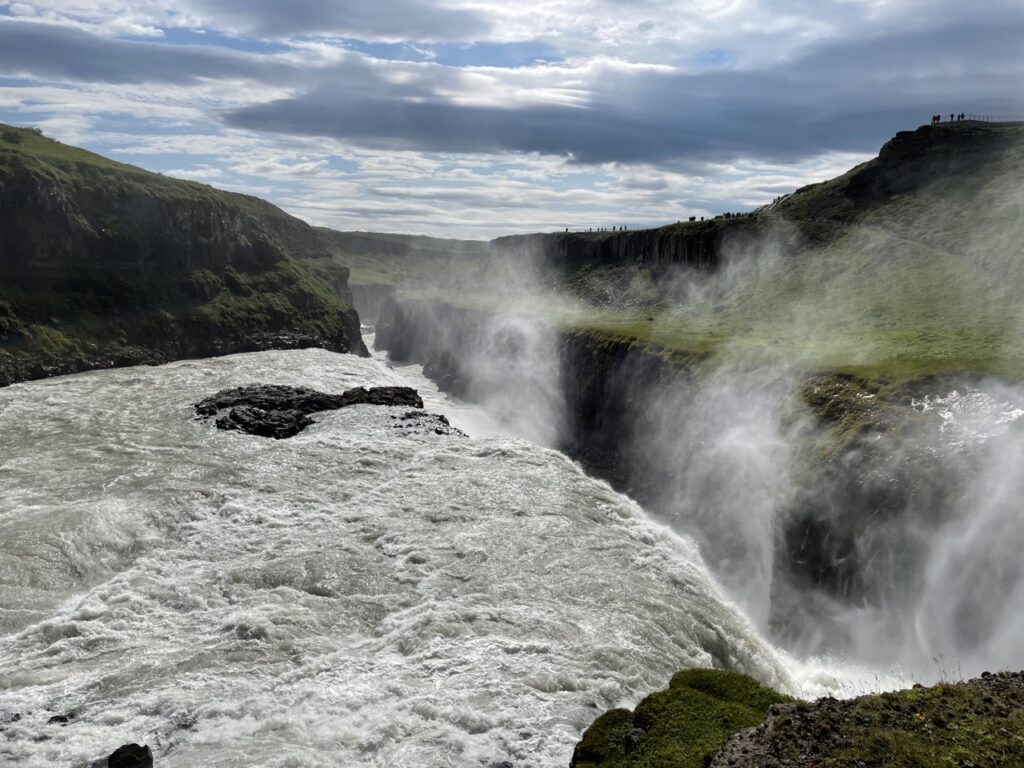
[
  {"x1": 194, "y1": 383, "x2": 465, "y2": 438},
  {"x1": 572, "y1": 669, "x2": 1024, "y2": 768}
]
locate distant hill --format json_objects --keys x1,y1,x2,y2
[
  {"x1": 0, "y1": 123, "x2": 366, "y2": 385},
  {"x1": 317, "y1": 228, "x2": 489, "y2": 287}
]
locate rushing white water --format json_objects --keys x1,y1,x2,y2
[
  {"x1": 913, "y1": 386, "x2": 1024, "y2": 451},
  {"x1": 0, "y1": 347, "x2": 853, "y2": 768}
]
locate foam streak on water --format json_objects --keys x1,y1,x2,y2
[{"x1": 0, "y1": 349, "x2": 876, "y2": 767}]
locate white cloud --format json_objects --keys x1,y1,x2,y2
[{"x1": 0, "y1": 1, "x2": 1020, "y2": 238}]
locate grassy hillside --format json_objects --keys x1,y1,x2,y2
[
  {"x1": 317, "y1": 228, "x2": 489, "y2": 287},
  {"x1": 572, "y1": 123, "x2": 1024, "y2": 380},
  {"x1": 0, "y1": 123, "x2": 366, "y2": 384},
  {"x1": 406, "y1": 122, "x2": 1024, "y2": 384}
]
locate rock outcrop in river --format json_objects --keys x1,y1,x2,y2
[{"x1": 194, "y1": 383, "x2": 425, "y2": 438}]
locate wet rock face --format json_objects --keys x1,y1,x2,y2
[
  {"x1": 390, "y1": 410, "x2": 467, "y2": 437},
  {"x1": 196, "y1": 384, "x2": 342, "y2": 417},
  {"x1": 194, "y1": 384, "x2": 425, "y2": 439},
  {"x1": 107, "y1": 743, "x2": 153, "y2": 768},
  {"x1": 338, "y1": 386, "x2": 426, "y2": 409},
  {"x1": 215, "y1": 406, "x2": 314, "y2": 440}
]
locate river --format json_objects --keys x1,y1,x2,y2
[{"x1": 0, "y1": 346, "x2": 893, "y2": 767}]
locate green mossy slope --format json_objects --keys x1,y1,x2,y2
[
  {"x1": 317, "y1": 228, "x2": 489, "y2": 287},
  {"x1": 570, "y1": 670, "x2": 794, "y2": 768},
  {"x1": 0, "y1": 123, "x2": 367, "y2": 385},
  {"x1": 481, "y1": 122, "x2": 1024, "y2": 385}
]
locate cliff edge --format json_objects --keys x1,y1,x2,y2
[{"x1": 0, "y1": 123, "x2": 367, "y2": 386}]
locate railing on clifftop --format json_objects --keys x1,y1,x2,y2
[{"x1": 935, "y1": 114, "x2": 1024, "y2": 124}]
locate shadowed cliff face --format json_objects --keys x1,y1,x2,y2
[
  {"x1": 0, "y1": 124, "x2": 367, "y2": 385},
  {"x1": 491, "y1": 219, "x2": 750, "y2": 280}
]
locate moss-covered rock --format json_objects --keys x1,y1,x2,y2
[
  {"x1": 712, "y1": 672, "x2": 1024, "y2": 767},
  {"x1": 573, "y1": 670, "x2": 1024, "y2": 768},
  {"x1": 570, "y1": 670, "x2": 794, "y2": 768}
]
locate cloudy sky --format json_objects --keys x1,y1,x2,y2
[{"x1": 0, "y1": 1, "x2": 1021, "y2": 238}]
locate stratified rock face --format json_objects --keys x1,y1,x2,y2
[
  {"x1": 194, "y1": 384, "x2": 425, "y2": 438},
  {"x1": 491, "y1": 221, "x2": 741, "y2": 279},
  {"x1": 107, "y1": 743, "x2": 153, "y2": 768}
]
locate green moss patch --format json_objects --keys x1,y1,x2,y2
[{"x1": 571, "y1": 670, "x2": 794, "y2": 768}]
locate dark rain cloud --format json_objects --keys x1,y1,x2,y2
[
  {"x1": 223, "y1": 12, "x2": 1024, "y2": 165},
  {"x1": 0, "y1": 21, "x2": 294, "y2": 84},
  {"x1": 1, "y1": 7, "x2": 1022, "y2": 167},
  {"x1": 187, "y1": 0, "x2": 490, "y2": 41}
]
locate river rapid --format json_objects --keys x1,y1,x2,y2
[{"x1": 0, "y1": 347, "x2": 889, "y2": 767}]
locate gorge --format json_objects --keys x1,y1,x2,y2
[
  {"x1": 2, "y1": 119, "x2": 1024, "y2": 767},
  {"x1": 368, "y1": 121, "x2": 1024, "y2": 683}
]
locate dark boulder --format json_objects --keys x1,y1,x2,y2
[
  {"x1": 107, "y1": 743, "x2": 153, "y2": 768},
  {"x1": 194, "y1": 384, "x2": 349, "y2": 418},
  {"x1": 338, "y1": 386, "x2": 424, "y2": 409},
  {"x1": 194, "y1": 384, "x2": 424, "y2": 439},
  {"x1": 215, "y1": 406, "x2": 313, "y2": 440},
  {"x1": 390, "y1": 410, "x2": 467, "y2": 437}
]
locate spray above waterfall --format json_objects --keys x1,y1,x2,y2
[{"x1": 368, "y1": 129, "x2": 1024, "y2": 685}]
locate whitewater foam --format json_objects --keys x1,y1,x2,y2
[{"x1": 0, "y1": 348, "x2": 889, "y2": 767}]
